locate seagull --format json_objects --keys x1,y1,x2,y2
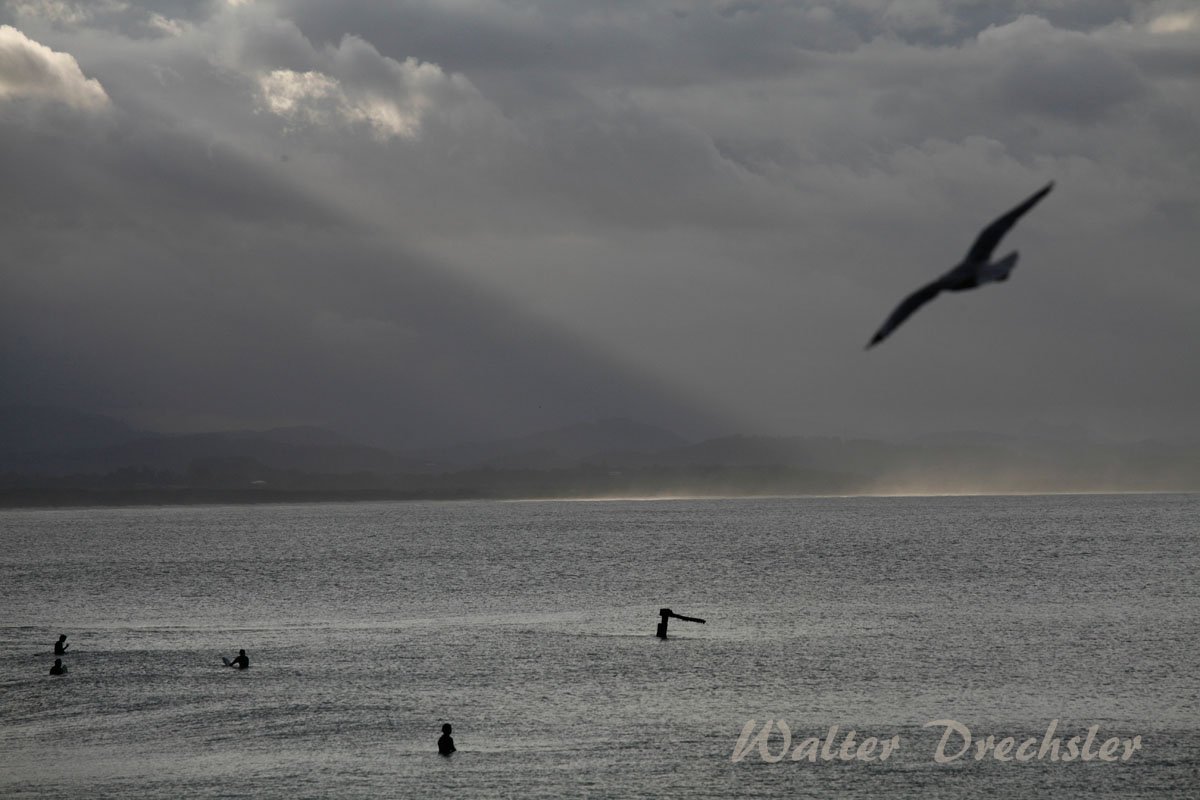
[{"x1": 866, "y1": 181, "x2": 1054, "y2": 349}]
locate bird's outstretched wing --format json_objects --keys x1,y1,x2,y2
[
  {"x1": 866, "y1": 280, "x2": 944, "y2": 348},
  {"x1": 964, "y1": 181, "x2": 1054, "y2": 263}
]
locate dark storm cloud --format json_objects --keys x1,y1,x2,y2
[
  {"x1": 0, "y1": 14, "x2": 724, "y2": 444},
  {"x1": 0, "y1": 0, "x2": 216, "y2": 39},
  {"x1": 0, "y1": 102, "x2": 719, "y2": 443},
  {"x1": 976, "y1": 16, "x2": 1147, "y2": 123},
  {"x1": 2, "y1": 0, "x2": 1198, "y2": 445},
  {"x1": 284, "y1": 0, "x2": 840, "y2": 92},
  {"x1": 0, "y1": 105, "x2": 327, "y2": 229}
]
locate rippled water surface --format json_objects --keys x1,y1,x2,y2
[{"x1": 2, "y1": 495, "x2": 1197, "y2": 798}]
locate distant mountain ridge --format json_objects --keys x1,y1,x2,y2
[
  {"x1": 3, "y1": 406, "x2": 1198, "y2": 497},
  {"x1": 0, "y1": 407, "x2": 403, "y2": 475},
  {"x1": 0, "y1": 408, "x2": 690, "y2": 476},
  {"x1": 414, "y1": 417, "x2": 689, "y2": 469},
  {"x1": 0, "y1": 406, "x2": 151, "y2": 455}
]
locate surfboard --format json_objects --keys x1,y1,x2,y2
[{"x1": 222, "y1": 656, "x2": 231, "y2": 667}]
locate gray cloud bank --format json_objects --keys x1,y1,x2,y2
[{"x1": 2, "y1": 0, "x2": 1197, "y2": 448}]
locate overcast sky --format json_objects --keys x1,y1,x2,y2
[{"x1": 1, "y1": 0, "x2": 1197, "y2": 447}]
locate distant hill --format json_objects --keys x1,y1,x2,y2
[
  {"x1": 414, "y1": 417, "x2": 689, "y2": 469},
  {"x1": 68, "y1": 432, "x2": 406, "y2": 475},
  {"x1": 207, "y1": 426, "x2": 358, "y2": 447},
  {"x1": 0, "y1": 406, "x2": 149, "y2": 456},
  {"x1": 0, "y1": 407, "x2": 413, "y2": 476},
  {"x1": 3, "y1": 407, "x2": 1198, "y2": 499}
]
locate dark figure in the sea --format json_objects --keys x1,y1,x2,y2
[
  {"x1": 866, "y1": 181, "x2": 1054, "y2": 348},
  {"x1": 50, "y1": 658, "x2": 67, "y2": 676},
  {"x1": 656, "y1": 608, "x2": 706, "y2": 639},
  {"x1": 229, "y1": 649, "x2": 249, "y2": 669},
  {"x1": 438, "y1": 723, "x2": 456, "y2": 756},
  {"x1": 54, "y1": 634, "x2": 69, "y2": 655}
]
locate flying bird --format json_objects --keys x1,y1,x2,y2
[{"x1": 866, "y1": 182, "x2": 1054, "y2": 349}]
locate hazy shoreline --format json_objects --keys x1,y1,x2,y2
[
  {"x1": 6, "y1": 409, "x2": 1199, "y2": 508},
  {"x1": 3, "y1": 485, "x2": 1194, "y2": 510}
]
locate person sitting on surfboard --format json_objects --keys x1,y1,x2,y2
[
  {"x1": 50, "y1": 658, "x2": 68, "y2": 676},
  {"x1": 227, "y1": 649, "x2": 249, "y2": 669},
  {"x1": 54, "y1": 634, "x2": 69, "y2": 655},
  {"x1": 438, "y1": 723, "x2": 456, "y2": 756}
]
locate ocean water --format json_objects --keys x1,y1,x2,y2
[{"x1": 1, "y1": 494, "x2": 1197, "y2": 798}]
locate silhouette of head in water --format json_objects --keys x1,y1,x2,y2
[
  {"x1": 438, "y1": 723, "x2": 456, "y2": 756},
  {"x1": 55, "y1": 634, "x2": 69, "y2": 655},
  {"x1": 50, "y1": 658, "x2": 67, "y2": 675}
]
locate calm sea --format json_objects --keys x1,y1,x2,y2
[{"x1": 1, "y1": 495, "x2": 1197, "y2": 798}]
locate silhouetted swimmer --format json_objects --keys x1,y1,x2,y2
[
  {"x1": 228, "y1": 649, "x2": 249, "y2": 669},
  {"x1": 50, "y1": 658, "x2": 68, "y2": 676},
  {"x1": 438, "y1": 723, "x2": 456, "y2": 756},
  {"x1": 656, "y1": 608, "x2": 706, "y2": 639},
  {"x1": 54, "y1": 634, "x2": 69, "y2": 655}
]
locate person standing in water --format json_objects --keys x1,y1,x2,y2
[
  {"x1": 438, "y1": 723, "x2": 456, "y2": 756},
  {"x1": 228, "y1": 649, "x2": 249, "y2": 669},
  {"x1": 54, "y1": 634, "x2": 69, "y2": 655},
  {"x1": 50, "y1": 658, "x2": 68, "y2": 676}
]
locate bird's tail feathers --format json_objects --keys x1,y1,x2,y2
[{"x1": 981, "y1": 251, "x2": 1018, "y2": 283}]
